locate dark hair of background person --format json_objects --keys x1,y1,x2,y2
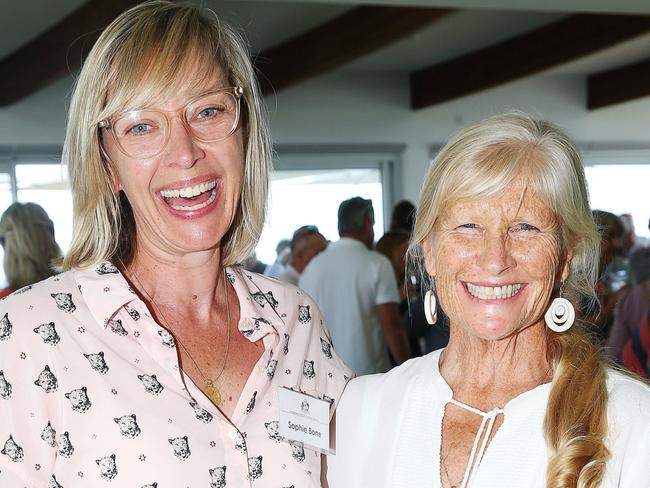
[
  {"x1": 592, "y1": 210, "x2": 625, "y2": 243},
  {"x1": 390, "y1": 200, "x2": 416, "y2": 234},
  {"x1": 338, "y1": 197, "x2": 373, "y2": 235},
  {"x1": 291, "y1": 225, "x2": 320, "y2": 251},
  {"x1": 376, "y1": 230, "x2": 410, "y2": 282},
  {"x1": 0, "y1": 202, "x2": 62, "y2": 290}
]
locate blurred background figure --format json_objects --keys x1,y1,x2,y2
[
  {"x1": 389, "y1": 199, "x2": 416, "y2": 234},
  {"x1": 264, "y1": 238, "x2": 291, "y2": 278},
  {"x1": 620, "y1": 213, "x2": 648, "y2": 258},
  {"x1": 243, "y1": 251, "x2": 268, "y2": 274},
  {"x1": 628, "y1": 217, "x2": 650, "y2": 286},
  {"x1": 376, "y1": 230, "x2": 410, "y2": 301},
  {"x1": 300, "y1": 196, "x2": 411, "y2": 375},
  {"x1": 591, "y1": 209, "x2": 627, "y2": 343},
  {"x1": 0, "y1": 202, "x2": 62, "y2": 298},
  {"x1": 278, "y1": 225, "x2": 327, "y2": 285}
]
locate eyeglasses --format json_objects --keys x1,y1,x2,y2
[{"x1": 99, "y1": 86, "x2": 244, "y2": 159}]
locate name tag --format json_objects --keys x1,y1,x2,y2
[{"x1": 278, "y1": 387, "x2": 330, "y2": 453}]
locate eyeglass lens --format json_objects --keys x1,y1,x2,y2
[{"x1": 111, "y1": 90, "x2": 239, "y2": 158}]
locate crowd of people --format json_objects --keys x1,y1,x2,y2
[{"x1": 0, "y1": 1, "x2": 649, "y2": 487}]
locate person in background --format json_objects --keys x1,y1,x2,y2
[
  {"x1": 243, "y1": 251, "x2": 267, "y2": 273},
  {"x1": 0, "y1": 202, "x2": 62, "y2": 298},
  {"x1": 607, "y1": 276, "x2": 650, "y2": 363},
  {"x1": 0, "y1": 3, "x2": 351, "y2": 486},
  {"x1": 329, "y1": 113, "x2": 650, "y2": 488},
  {"x1": 300, "y1": 197, "x2": 411, "y2": 375},
  {"x1": 264, "y1": 238, "x2": 291, "y2": 278},
  {"x1": 390, "y1": 199, "x2": 416, "y2": 234},
  {"x1": 375, "y1": 230, "x2": 410, "y2": 300},
  {"x1": 628, "y1": 217, "x2": 650, "y2": 286},
  {"x1": 277, "y1": 225, "x2": 327, "y2": 286},
  {"x1": 591, "y1": 210, "x2": 627, "y2": 343}
]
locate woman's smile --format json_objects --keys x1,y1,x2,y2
[
  {"x1": 157, "y1": 177, "x2": 221, "y2": 216},
  {"x1": 464, "y1": 281, "x2": 525, "y2": 301}
]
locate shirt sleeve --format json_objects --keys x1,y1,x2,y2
[
  {"x1": 284, "y1": 289, "x2": 354, "y2": 420},
  {"x1": 374, "y1": 254, "x2": 400, "y2": 306},
  {"x1": 0, "y1": 298, "x2": 59, "y2": 487}
]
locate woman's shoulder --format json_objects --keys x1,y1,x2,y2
[
  {"x1": 0, "y1": 270, "x2": 75, "y2": 310},
  {"x1": 342, "y1": 351, "x2": 443, "y2": 407},
  {"x1": 606, "y1": 369, "x2": 650, "y2": 418}
]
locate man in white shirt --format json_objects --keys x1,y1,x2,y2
[
  {"x1": 299, "y1": 197, "x2": 411, "y2": 375},
  {"x1": 278, "y1": 225, "x2": 328, "y2": 286}
]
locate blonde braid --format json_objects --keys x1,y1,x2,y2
[{"x1": 545, "y1": 324, "x2": 609, "y2": 488}]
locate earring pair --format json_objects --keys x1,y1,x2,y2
[{"x1": 423, "y1": 283, "x2": 575, "y2": 332}]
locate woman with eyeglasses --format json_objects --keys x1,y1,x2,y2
[{"x1": 0, "y1": 2, "x2": 351, "y2": 487}]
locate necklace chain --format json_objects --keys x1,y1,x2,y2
[{"x1": 124, "y1": 263, "x2": 231, "y2": 406}]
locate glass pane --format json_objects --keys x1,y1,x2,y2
[
  {"x1": 256, "y1": 168, "x2": 384, "y2": 265},
  {"x1": 16, "y1": 164, "x2": 73, "y2": 253},
  {"x1": 584, "y1": 164, "x2": 650, "y2": 239}
]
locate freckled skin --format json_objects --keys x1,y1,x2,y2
[
  {"x1": 423, "y1": 178, "x2": 573, "y2": 487},
  {"x1": 103, "y1": 66, "x2": 245, "y2": 259},
  {"x1": 424, "y1": 179, "x2": 571, "y2": 342}
]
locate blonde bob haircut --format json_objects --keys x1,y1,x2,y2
[
  {"x1": 0, "y1": 202, "x2": 62, "y2": 290},
  {"x1": 411, "y1": 112, "x2": 609, "y2": 488},
  {"x1": 61, "y1": 0, "x2": 271, "y2": 270}
]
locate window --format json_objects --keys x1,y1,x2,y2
[
  {"x1": 584, "y1": 164, "x2": 650, "y2": 239},
  {"x1": 16, "y1": 164, "x2": 73, "y2": 251},
  {"x1": 256, "y1": 168, "x2": 384, "y2": 264}
]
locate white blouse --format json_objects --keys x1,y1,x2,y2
[{"x1": 328, "y1": 349, "x2": 650, "y2": 488}]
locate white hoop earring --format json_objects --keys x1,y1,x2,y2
[
  {"x1": 544, "y1": 294, "x2": 575, "y2": 333},
  {"x1": 424, "y1": 289, "x2": 437, "y2": 325}
]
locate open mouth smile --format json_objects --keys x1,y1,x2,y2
[
  {"x1": 159, "y1": 180, "x2": 218, "y2": 212},
  {"x1": 465, "y1": 282, "x2": 523, "y2": 300}
]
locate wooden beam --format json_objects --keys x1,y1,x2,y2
[
  {"x1": 588, "y1": 58, "x2": 650, "y2": 109},
  {"x1": 410, "y1": 14, "x2": 650, "y2": 110},
  {"x1": 257, "y1": 6, "x2": 452, "y2": 96},
  {"x1": 0, "y1": 0, "x2": 144, "y2": 107}
]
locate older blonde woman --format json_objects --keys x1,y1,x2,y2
[
  {"x1": 0, "y1": 2, "x2": 350, "y2": 486},
  {"x1": 328, "y1": 113, "x2": 650, "y2": 488}
]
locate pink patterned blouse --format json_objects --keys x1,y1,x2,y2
[{"x1": 0, "y1": 262, "x2": 352, "y2": 487}]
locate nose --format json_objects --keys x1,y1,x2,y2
[
  {"x1": 165, "y1": 116, "x2": 205, "y2": 168},
  {"x1": 478, "y1": 231, "x2": 515, "y2": 275}
]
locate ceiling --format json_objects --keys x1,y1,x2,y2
[{"x1": 1, "y1": 0, "x2": 650, "y2": 111}]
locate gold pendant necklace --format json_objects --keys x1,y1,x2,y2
[
  {"x1": 124, "y1": 263, "x2": 231, "y2": 406},
  {"x1": 204, "y1": 379, "x2": 222, "y2": 406}
]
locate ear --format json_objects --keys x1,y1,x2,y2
[
  {"x1": 421, "y1": 238, "x2": 436, "y2": 277},
  {"x1": 560, "y1": 250, "x2": 572, "y2": 282}
]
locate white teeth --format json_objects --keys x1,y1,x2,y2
[
  {"x1": 160, "y1": 180, "x2": 216, "y2": 199},
  {"x1": 169, "y1": 188, "x2": 216, "y2": 211},
  {"x1": 467, "y1": 283, "x2": 521, "y2": 300}
]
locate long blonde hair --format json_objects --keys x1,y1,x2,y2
[
  {"x1": 0, "y1": 202, "x2": 61, "y2": 290},
  {"x1": 411, "y1": 112, "x2": 609, "y2": 488},
  {"x1": 61, "y1": 0, "x2": 271, "y2": 270}
]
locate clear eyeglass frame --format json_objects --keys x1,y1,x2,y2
[{"x1": 98, "y1": 86, "x2": 244, "y2": 159}]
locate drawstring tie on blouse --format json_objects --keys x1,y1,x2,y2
[{"x1": 447, "y1": 398, "x2": 504, "y2": 488}]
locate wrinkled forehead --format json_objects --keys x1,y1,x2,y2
[{"x1": 437, "y1": 177, "x2": 558, "y2": 225}]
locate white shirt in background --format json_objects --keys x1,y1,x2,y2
[
  {"x1": 299, "y1": 237, "x2": 400, "y2": 375},
  {"x1": 277, "y1": 264, "x2": 300, "y2": 286}
]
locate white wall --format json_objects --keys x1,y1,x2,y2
[
  {"x1": 2, "y1": 69, "x2": 650, "y2": 204},
  {"x1": 267, "y1": 70, "x2": 650, "y2": 202}
]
